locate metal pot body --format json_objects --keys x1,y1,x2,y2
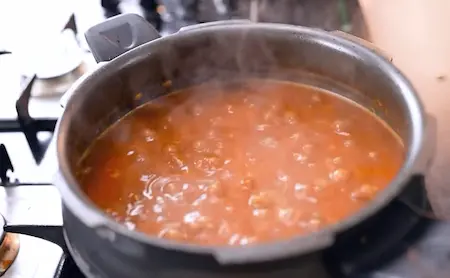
[
  {"x1": 55, "y1": 14, "x2": 431, "y2": 278},
  {"x1": 63, "y1": 203, "x2": 332, "y2": 277}
]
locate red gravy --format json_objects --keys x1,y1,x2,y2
[{"x1": 77, "y1": 80, "x2": 404, "y2": 246}]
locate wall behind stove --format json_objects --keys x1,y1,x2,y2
[{"x1": 360, "y1": 0, "x2": 450, "y2": 218}]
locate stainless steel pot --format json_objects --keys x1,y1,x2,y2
[{"x1": 53, "y1": 14, "x2": 434, "y2": 278}]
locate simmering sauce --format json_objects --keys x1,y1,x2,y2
[{"x1": 77, "y1": 80, "x2": 404, "y2": 246}]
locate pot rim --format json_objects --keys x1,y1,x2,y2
[{"x1": 55, "y1": 23, "x2": 426, "y2": 260}]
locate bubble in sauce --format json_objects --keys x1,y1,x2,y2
[
  {"x1": 329, "y1": 168, "x2": 350, "y2": 182},
  {"x1": 158, "y1": 226, "x2": 186, "y2": 241},
  {"x1": 293, "y1": 152, "x2": 307, "y2": 162},
  {"x1": 248, "y1": 191, "x2": 273, "y2": 209},
  {"x1": 351, "y1": 184, "x2": 379, "y2": 200}
]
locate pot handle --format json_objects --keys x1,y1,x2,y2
[{"x1": 85, "y1": 13, "x2": 161, "y2": 63}]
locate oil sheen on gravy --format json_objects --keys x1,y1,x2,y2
[{"x1": 77, "y1": 79, "x2": 404, "y2": 246}]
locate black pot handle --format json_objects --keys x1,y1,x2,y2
[
  {"x1": 85, "y1": 13, "x2": 161, "y2": 63},
  {"x1": 84, "y1": 15, "x2": 254, "y2": 64}
]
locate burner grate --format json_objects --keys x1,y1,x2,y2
[
  {"x1": 12, "y1": 75, "x2": 57, "y2": 163},
  {"x1": 0, "y1": 75, "x2": 57, "y2": 186}
]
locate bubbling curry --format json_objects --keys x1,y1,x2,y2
[{"x1": 77, "y1": 79, "x2": 404, "y2": 246}]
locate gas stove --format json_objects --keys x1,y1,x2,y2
[{"x1": 1, "y1": 17, "x2": 450, "y2": 278}]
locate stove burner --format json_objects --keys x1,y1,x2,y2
[{"x1": 0, "y1": 216, "x2": 20, "y2": 276}]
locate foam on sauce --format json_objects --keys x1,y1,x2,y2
[{"x1": 77, "y1": 79, "x2": 404, "y2": 246}]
